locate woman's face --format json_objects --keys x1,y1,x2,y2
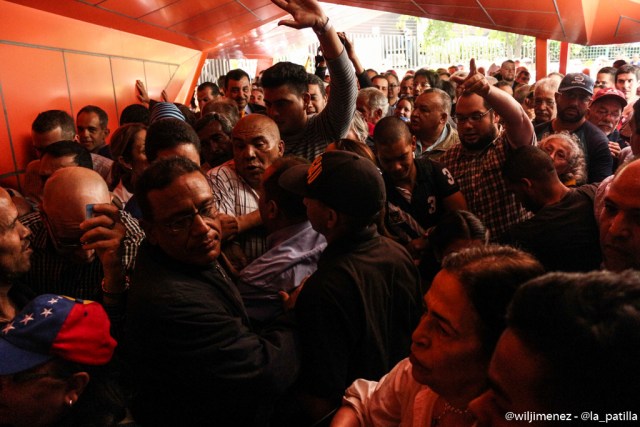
[
  {"x1": 130, "y1": 129, "x2": 149, "y2": 178},
  {"x1": 395, "y1": 99, "x2": 412, "y2": 119},
  {"x1": 410, "y1": 269, "x2": 488, "y2": 403},
  {"x1": 540, "y1": 137, "x2": 572, "y2": 176},
  {"x1": 0, "y1": 361, "x2": 70, "y2": 427}
]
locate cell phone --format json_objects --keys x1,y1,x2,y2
[{"x1": 85, "y1": 204, "x2": 95, "y2": 219}]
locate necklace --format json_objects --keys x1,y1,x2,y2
[{"x1": 431, "y1": 400, "x2": 473, "y2": 426}]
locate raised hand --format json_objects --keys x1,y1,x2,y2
[
  {"x1": 271, "y1": 0, "x2": 327, "y2": 31},
  {"x1": 458, "y1": 59, "x2": 491, "y2": 97}
]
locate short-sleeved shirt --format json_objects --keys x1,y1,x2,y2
[
  {"x1": 385, "y1": 158, "x2": 459, "y2": 243},
  {"x1": 441, "y1": 131, "x2": 531, "y2": 241}
]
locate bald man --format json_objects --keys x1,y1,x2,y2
[
  {"x1": 599, "y1": 159, "x2": 640, "y2": 271},
  {"x1": 206, "y1": 114, "x2": 284, "y2": 269},
  {"x1": 20, "y1": 167, "x2": 144, "y2": 300}
]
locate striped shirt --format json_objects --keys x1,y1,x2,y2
[
  {"x1": 283, "y1": 49, "x2": 358, "y2": 160},
  {"x1": 206, "y1": 161, "x2": 267, "y2": 264}
]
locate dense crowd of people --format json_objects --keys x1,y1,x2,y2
[{"x1": 1, "y1": 0, "x2": 640, "y2": 426}]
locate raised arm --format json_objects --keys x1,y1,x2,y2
[
  {"x1": 272, "y1": 0, "x2": 344, "y2": 60},
  {"x1": 457, "y1": 59, "x2": 534, "y2": 148}
]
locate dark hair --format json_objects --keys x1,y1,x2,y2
[
  {"x1": 145, "y1": 118, "x2": 200, "y2": 162},
  {"x1": 217, "y1": 76, "x2": 227, "y2": 93},
  {"x1": 136, "y1": 156, "x2": 204, "y2": 222},
  {"x1": 428, "y1": 210, "x2": 488, "y2": 259},
  {"x1": 615, "y1": 64, "x2": 640, "y2": 82},
  {"x1": 385, "y1": 72, "x2": 399, "y2": 84},
  {"x1": 457, "y1": 91, "x2": 492, "y2": 111},
  {"x1": 374, "y1": 116, "x2": 412, "y2": 147},
  {"x1": 263, "y1": 156, "x2": 309, "y2": 220},
  {"x1": 508, "y1": 270, "x2": 640, "y2": 413},
  {"x1": 261, "y1": 62, "x2": 308, "y2": 98},
  {"x1": 503, "y1": 145, "x2": 557, "y2": 183},
  {"x1": 119, "y1": 104, "x2": 150, "y2": 126},
  {"x1": 40, "y1": 140, "x2": 93, "y2": 170},
  {"x1": 197, "y1": 82, "x2": 221, "y2": 95},
  {"x1": 613, "y1": 59, "x2": 628, "y2": 69},
  {"x1": 176, "y1": 104, "x2": 197, "y2": 128},
  {"x1": 307, "y1": 73, "x2": 327, "y2": 98},
  {"x1": 77, "y1": 105, "x2": 108, "y2": 129},
  {"x1": 109, "y1": 123, "x2": 147, "y2": 183},
  {"x1": 32, "y1": 110, "x2": 76, "y2": 139},
  {"x1": 597, "y1": 66, "x2": 617, "y2": 77},
  {"x1": 414, "y1": 69, "x2": 442, "y2": 90},
  {"x1": 401, "y1": 75, "x2": 414, "y2": 84},
  {"x1": 372, "y1": 74, "x2": 389, "y2": 84},
  {"x1": 225, "y1": 69, "x2": 250, "y2": 91},
  {"x1": 442, "y1": 245, "x2": 544, "y2": 357},
  {"x1": 201, "y1": 100, "x2": 240, "y2": 128},
  {"x1": 330, "y1": 139, "x2": 376, "y2": 164}
]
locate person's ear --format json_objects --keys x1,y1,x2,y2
[
  {"x1": 277, "y1": 140, "x2": 285, "y2": 157},
  {"x1": 64, "y1": 372, "x2": 90, "y2": 406},
  {"x1": 326, "y1": 207, "x2": 339, "y2": 229},
  {"x1": 104, "y1": 128, "x2": 110, "y2": 138}
]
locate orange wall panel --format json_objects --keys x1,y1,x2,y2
[
  {"x1": 0, "y1": 2, "x2": 202, "y2": 186},
  {"x1": 65, "y1": 53, "x2": 118, "y2": 135},
  {"x1": 0, "y1": 85, "x2": 18, "y2": 184},
  {"x1": 0, "y1": 44, "x2": 71, "y2": 172},
  {"x1": 143, "y1": 62, "x2": 173, "y2": 103},
  {"x1": 110, "y1": 57, "x2": 147, "y2": 123}
]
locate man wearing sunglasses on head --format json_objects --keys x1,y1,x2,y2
[
  {"x1": 20, "y1": 166, "x2": 143, "y2": 301},
  {"x1": 442, "y1": 58, "x2": 535, "y2": 241}
]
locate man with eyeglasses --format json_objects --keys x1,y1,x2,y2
[
  {"x1": 532, "y1": 77, "x2": 559, "y2": 126},
  {"x1": 20, "y1": 167, "x2": 143, "y2": 301},
  {"x1": 535, "y1": 73, "x2": 613, "y2": 183},
  {"x1": 442, "y1": 58, "x2": 534, "y2": 241},
  {"x1": 125, "y1": 156, "x2": 298, "y2": 426}
]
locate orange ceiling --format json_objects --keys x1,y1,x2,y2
[{"x1": 6, "y1": 0, "x2": 640, "y2": 58}]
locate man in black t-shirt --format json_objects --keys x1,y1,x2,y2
[{"x1": 374, "y1": 116, "x2": 466, "y2": 260}]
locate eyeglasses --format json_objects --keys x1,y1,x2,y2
[
  {"x1": 161, "y1": 202, "x2": 218, "y2": 233},
  {"x1": 41, "y1": 211, "x2": 84, "y2": 250},
  {"x1": 454, "y1": 109, "x2": 493, "y2": 124}
]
